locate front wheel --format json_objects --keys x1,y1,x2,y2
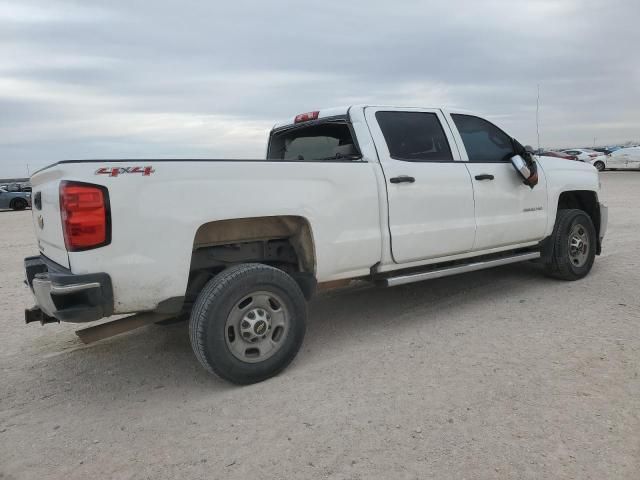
[
  {"x1": 544, "y1": 209, "x2": 596, "y2": 281},
  {"x1": 189, "y1": 263, "x2": 307, "y2": 384},
  {"x1": 593, "y1": 161, "x2": 605, "y2": 171}
]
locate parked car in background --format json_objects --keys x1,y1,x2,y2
[
  {"x1": 562, "y1": 148, "x2": 608, "y2": 170},
  {"x1": 593, "y1": 147, "x2": 625, "y2": 155},
  {"x1": 0, "y1": 188, "x2": 31, "y2": 210},
  {"x1": 561, "y1": 148, "x2": 603, "y2": 161},
  {"x1": 539, "y1": 151, "x2": 578, "y2": 161},
  {"x1": 593, "y1": 148, "x2": 612, "y2": 155},
  {"x1": 0, "y1": 182, "x2": 31, "y2": 192},
  {"x1": 605, "y1": 146, "x2": 640, "y2": 170}
]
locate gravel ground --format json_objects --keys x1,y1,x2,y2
[{"x1": 1, "y1": 172, "x2": 639, "y2": 480}]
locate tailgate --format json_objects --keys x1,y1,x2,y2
[{"x1": 30, "y1": 166, "x2": 70, "y2": 268}]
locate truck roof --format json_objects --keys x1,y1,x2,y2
[{"x1": 272, "y1": 105, "x2": 476, "y2": 131}]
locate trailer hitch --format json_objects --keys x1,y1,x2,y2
[{"x1": 24, "y1": 306, "x2": 59, "y2": 325}]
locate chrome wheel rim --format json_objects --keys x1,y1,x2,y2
[
  {"x1": 224, "y1": 290, "x2": 289, "y2": 363},
  {"x1": 568, "y1": 223, "x2": 589, "y2": 268}
]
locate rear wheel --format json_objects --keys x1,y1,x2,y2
[
  {"x1": 593, "y1": 161, "x2": 605, "y2": 171},
  {"x1": 544, "y1": 209, "x2": 596, "y2": 281},
  {"x1": 189, "y1": 263, "x2": 307, "y2": 384},
  {"x1": 11, "y1": 198, "x2": 27, "y2": 211}
]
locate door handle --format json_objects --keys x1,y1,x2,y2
[
  {"x1": 474, "y1": 174, "x2": 494, "y2": 181},
  {"x1": 389, "y1": 176, "x2": 415, "y2": 184}
]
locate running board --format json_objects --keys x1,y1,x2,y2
[{"x1": 380, "y1": 252, "x2": 541, "y2": 287}]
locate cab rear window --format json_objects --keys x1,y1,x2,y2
[{"x1": 268, "y1": 122, "x2": 360, "y2": 161}]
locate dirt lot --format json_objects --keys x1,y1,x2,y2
[{"x1": 1, "y1": 172, "x2": 639, "y2": 480}]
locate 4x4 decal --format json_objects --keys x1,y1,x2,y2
[{"x1": 95, "y1": 166, "x2": 154, "y2": 177}]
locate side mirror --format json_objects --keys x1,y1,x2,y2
[
  {"x1": 524, "y1": 145, "x2": 535, "y2": 154},
  {"x1": 510, "y1": 155, "x2": 531, "y2": 181}
]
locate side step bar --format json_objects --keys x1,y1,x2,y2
[{"x1": 380, "y1": 252, "x2": 541, "y2": 287}]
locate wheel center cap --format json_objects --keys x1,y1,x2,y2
[
  {"x1": 239, "y1": 308, "x2": 271, "y2": 343},
  {"x1": 254, "y1": 320, "x2": 267, "y2": 335}
]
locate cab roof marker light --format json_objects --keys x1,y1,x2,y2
[{"x1": 294, "y1": 111, "x2": 320, "y2": 123}]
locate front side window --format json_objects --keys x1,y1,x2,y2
[
  {"x1": 268, "y1": 122, "x2": 360, "y2": 161},
  {"x1": 376, "y1": 111, "x2": 453, "y2": 162},
  {"x1": 451, "y1": 114, "x2": 515, "y2": 163}
]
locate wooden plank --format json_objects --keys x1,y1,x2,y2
[
  {"x1": 317, "y1": 279, "x2": 352, "y2": 291},
  {"x1": 75, "y1": 312, "x2": 173, "y2": 344}
]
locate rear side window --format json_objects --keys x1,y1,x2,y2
[
  {"x1": 376, "y1": 111, "x2": 453, "y2": 162},
  {"x1": 451, "y1": 114, "x2": 515, "y2": 162},
  {"x1": 268, "y1": 122, "x2": 360, "y2": 161}
]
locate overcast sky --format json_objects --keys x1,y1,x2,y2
[{"x1": 1, "y1": 0, "x2": 639, "y2": 177}]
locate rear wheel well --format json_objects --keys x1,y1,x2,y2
[{"x1": 185, "y1": 216, "x2": 317, "y2": 307}]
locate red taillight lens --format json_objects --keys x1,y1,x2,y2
[
  {"x1": 294, "y1": 111, "x2": 319, "y2": 123},
  {"x1": 59, "y1": 181, "x2": 110, "y2": 251}
]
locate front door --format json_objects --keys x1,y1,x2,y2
[
  {"x1": 365, "y1": 107, "x2": 476, "y2": 264},
  {"x1": 445, "y1": 112, "x2": 548, "y2": 251}
]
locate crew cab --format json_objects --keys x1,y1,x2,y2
[{"x1": 24, "y1": 105, "x2": 607, "y2": 384}]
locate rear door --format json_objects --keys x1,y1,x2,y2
[
  {"x1": 446, "y1": 112, "x2": 548, "y2": 251},
  {"x1": 365, "y1": 107, "x2": 476, "y2": 263}
]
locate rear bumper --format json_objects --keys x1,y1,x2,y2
[{"x1": 24, "y1": 255, "x2": 113, "y2": 323}]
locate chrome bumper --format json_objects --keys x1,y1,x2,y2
[{"x1": 24, "y1": 256, "x2": 113, "y2": 323}]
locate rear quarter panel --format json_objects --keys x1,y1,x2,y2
[{"x1": 63, "y1": 160, "x2": 382, "y2": 313}]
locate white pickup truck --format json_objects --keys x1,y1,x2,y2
[{"x1": 24, "y1": 105, "x2": 607, "y2": 384}]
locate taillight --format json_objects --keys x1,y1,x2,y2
[
  {"x1": 294, "y1": 111, "x2": 319, "y2": 123},
  {"x1": 589, "y1": 153, "x2": 598, "y2": 157},
  {"x1": 59, "y1": 181, "x2": 110, "y2": 251}
]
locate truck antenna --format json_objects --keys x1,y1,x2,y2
[{"x1": 536, "y1": 84, "x2": 541, "y2": 151}]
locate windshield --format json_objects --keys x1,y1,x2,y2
[{"x1": 268, "y1": 122, "x2": 360, "y2": 161}]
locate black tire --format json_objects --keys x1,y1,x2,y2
[
  {"x1": 11, "y1": 198, "x2": 27, "y2": 211},
  {"x1": 544, "y1": 209, "x2": 596, "y2": 281},
  {"x1": 594, "y1": 161, "x2": 605, "y2": 171},
  {"x1": 189, "y1": 263, "x2": 307, "y2": 385}
]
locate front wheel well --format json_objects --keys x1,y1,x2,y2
[{"x1": 556, "y1": 190, "x2": 602, "y2": 253}]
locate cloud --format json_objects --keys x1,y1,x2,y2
[{"x1": 1, "y1": 0, "x2": 639, "y2": 176}]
